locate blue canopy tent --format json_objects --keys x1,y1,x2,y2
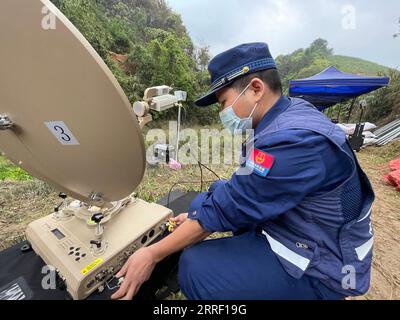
[
  {"x1": 289, "y1": 66, "x2": 390, "y2": 112},
  {"x1": 289, "y1": 66, "x2": 390, "y2": 151}
]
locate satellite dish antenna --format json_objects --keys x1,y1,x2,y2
[
  {"x1": 0, "y1": 0, "x2": 146, "y2": 205},
  {"x1": 0, "y1": 0, "x2": 174, "y2": 300}
]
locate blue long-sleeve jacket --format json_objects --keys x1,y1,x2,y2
[
  {"x1": 187, "y1": 96, "x2": 375, "y2": 297},
  {"x1": 188, "y1": 98, "x2": 353, "y2": 233}
]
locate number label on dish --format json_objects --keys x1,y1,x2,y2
[{"x1": 45, "y1": 121, "x2": 80, "y2": 146}]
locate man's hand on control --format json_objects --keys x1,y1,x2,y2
[
  {"x1": 111, "y1": 247, "x2": 156, "y2": 300},
  {"x1": 110, "y1": 214, "x2": 209, "y2": 300}
]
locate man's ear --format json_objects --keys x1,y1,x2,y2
[{"x1": 250, "y1": 78, "x2": 266, "y2": 99}]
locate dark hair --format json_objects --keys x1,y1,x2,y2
[{"x1": 230, "y1": 68, "x2": 283, "y2": 94}]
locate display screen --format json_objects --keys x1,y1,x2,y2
[{"x1": 51, "y1": 228, "x2": 65, "y2": 240}]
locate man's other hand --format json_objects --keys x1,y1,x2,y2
[{"x1": 169, "y1": 213, "x2": 188, "y2": 232}]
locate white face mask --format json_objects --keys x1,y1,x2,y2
[{"x1": 219, "y1": 83, "x2": 259, "y2": 134}]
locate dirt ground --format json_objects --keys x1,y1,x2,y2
[
  {"x1": 354, "y1": 142, "x2": 400, "y2": 300},
  {"x1": 0, "y1": 142, "x2": 399, "y2": 300}
]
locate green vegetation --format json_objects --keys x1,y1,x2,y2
[
  {"x1": 0, "y1": 156, "x2": 31, "y2": 181},
  {"x1": 1, "y1": 4, "x2": 398, "y2": 181},
  {"x1": 51, "y1": 0, "x2": 214, "y2": 124},
  {"x1": 364, "y1": 69, "x2": 400, "y2": 124},
  {"x1": 48, "y1": 2, "x2": 398, "y2": 126}
]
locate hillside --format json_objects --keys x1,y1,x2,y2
[
  {"x1": 50, "y1": 0, "x2": 215, "y2": 124},
  {"x1": 328, "y1": 55, "x2": 390, "y2": 76},
  {"x1": 44, "y1": 4, "x2": 400, "y2": 126}
]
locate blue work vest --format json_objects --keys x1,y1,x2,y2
[{"x1": 243, "y1": 98, "x2": 375, "y2": 296}]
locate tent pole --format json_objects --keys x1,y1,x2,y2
[
  {"x1": 336, "y1": 103, "x2": 343, "y2": 123},
  {"x1": 347, "y1": 98, "x2": 356, "y2": 123}
]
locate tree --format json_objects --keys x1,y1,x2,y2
[
  {"x1": 308, "y1": 38, "x2": 334, "y2": 57},
  {"x1": 196, "y1": 46, "x2": 211, "y2": 72},
  {"x1": 51, "y1": 0, "x2": 214, "y2": 123},
  {"x1": 364, "y1": 69, "x2": 400, "y2": 124}
]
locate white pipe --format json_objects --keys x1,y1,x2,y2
[{"x1": 176, "y1": 103, "x2": 182, "y2": 162}]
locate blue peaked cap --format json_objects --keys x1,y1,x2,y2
[{"x1": 195, "y1": 42, "x2": 277, "y2": 107}]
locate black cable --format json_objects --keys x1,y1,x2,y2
[
  {"x1": 166, "y1": 179, "x2": 219, "y2": 209},
  {"x1": 164, "y1": 147, "x2": 203, "y2": 208},
  {"x1": 165, "y1": 159, "x2": 221, "y2": 208},
  {"x1": 199, "y1": 162, "x2": 221, "y2": 180},
  {"x1": 187, "y1": 147, "x2": 221, "y2": 181},
  {"x1": 166, "y1": 105, "x2": 222, "y2": 208},
  {"x1": 198, "y1": 160, "x2": 204, "y2": 192}
]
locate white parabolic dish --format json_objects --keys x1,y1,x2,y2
[{"x1": 0, "y1": 0, "x2": 146, "y2": 203}]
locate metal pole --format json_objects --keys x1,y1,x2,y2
[
  {"x1": 176, "y1": 103, "x2": 182, "y2": 162},
  {"x1": 336, "y1": 104, "x2": 343, "y2": 123},
  {"x1": 359, "y1": 106, "x2": 365, "y2": 124},
  {"x1": 375, "y1": 119, "x2": 400, "y2": 136},
  {"x1": 377, "y1": 122, "x2": 400, "y2": 139},
  {"x1": 347, "y1": 98, "x2": 356, "y2": 123},
  {"x1": 377, "y1": 127, "x2": 400, "y2": 145}
]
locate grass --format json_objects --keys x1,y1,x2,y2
[
  {"x1": 358, "y1": 141, "x2": 400, "y2": 165},
  {"x1": 0, "y1": 155, "x2": 32, "y2": 181}
]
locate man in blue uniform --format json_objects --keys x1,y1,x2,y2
[{"x1": 112, "y1": 43, "x2": 375, "y2": 300}]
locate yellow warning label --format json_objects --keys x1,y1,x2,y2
[{"x1": 81, "y1": 258, "x2": 103, "y2": 275}]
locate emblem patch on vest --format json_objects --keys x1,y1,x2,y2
[{"x1": 246, "y1": 148, "x2": 275, "y2": 177}]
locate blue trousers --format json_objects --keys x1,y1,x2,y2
[{"x1": 178, "y1": 231, "x2": 346, "y2": 300}]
